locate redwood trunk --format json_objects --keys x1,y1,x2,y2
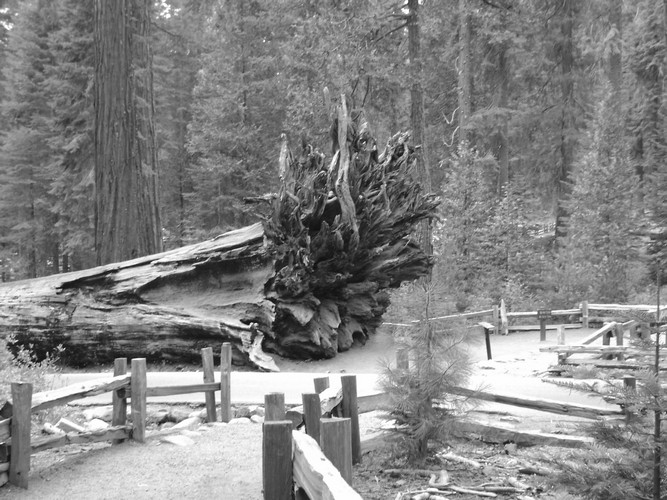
[{"x1": 94, "y1": 0, "x2": 162, "y2": 265}]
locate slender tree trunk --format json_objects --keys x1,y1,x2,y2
[
  {"x1": 554, "y1": 0, "x2": 575, "y2": 243},
  {"x1": 408, "y1": 0, "x2": 432, "y2": 258},
  {"x1": 493, "y1": 47, "x2": 510, "y2": 194},
  {"x1": 94, "y1": 0, "x2": 162, "y2": 265},
  {"x1": 457, "y1": 0, "x2": 472, "y2": 146}
]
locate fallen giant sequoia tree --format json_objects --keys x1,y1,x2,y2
[{"x1": 0, "y1": 103, "x2": 438, "y2": 370}]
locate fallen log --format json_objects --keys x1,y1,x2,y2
[{"x1": 0, "y1": 99, "x2": 437, "y2": 370}]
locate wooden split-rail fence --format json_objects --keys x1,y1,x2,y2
[
  {"x1": 540, "y1": 319, "x2": 667, "y2": 374},
  {"x1": 387, "y1": 300, "x2": 667, "y2": 361},
  {"x1": 0, "y1": 343, "x2": 234, "y2": 490},
  {"x1": 262, "y1": 374, "x2": 365, "y2": 500},
  {"x1": 2, "y1": 301, "x2": 664, "y2": 495},
  {"x1": 0, "y1": 340, "x2": 370, "y2": 499}
]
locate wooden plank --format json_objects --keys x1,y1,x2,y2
[
  {"x1": 292, "y1": 430, "x2": 363, "y2": 500},
  {"x1": 112, "y1": 358, "x2": 128, "y2": 445},
  {"x1": 31, "y1": 374, "x2": 131, "y2": 413},
  {"x1": 286, "y1": 386, "x2": 343, "y2": 427},
  {"x1": 500, "y1": 299, "x2": 508, "y2": 335},
  {"x1": 588, "y1": 303, "x2": 666, "y2": 312},
  {"x1": 506, "y1": 309, "x2": 580, "y2": 319},
  {"x1": 581, "y1": 301, "x2": 589, "y2": 328},
  {"x1": 262, "y1": 420, "x2": 293, "y2": 500},
  {"x1": 357, "y1": 392, "x2": 389, "y2": 414},
  {"x1": 302, "y1": 393, "x2": 321, "y2": 443},
  {"x1": 418, "y1": 309, "x2": 494, "y2": 322},
  {"x1": 452, "y1": 420, "x2": 593, "y2": 448},
  {"x1": 31, "y1": 426, "x2": 132, "y2": 454},
  {"x1": 9, "y1": 382, "x2": 32, "y2": 489},
  {"x1": 201, "y1": 347, "x2": 216, "y2": 422},
  {"x1": 581, "y1": 322, "x2": 617, "y2": 345},
  {"x1": 320, "y1": 418, "x2": 353, "y2": 484},
  {"x1": 558, "y1": 359, "x2": 667, "y2": 370},
  {"x1": 313, "y1": 376, "x2": 330, "y2": 394},
  {"x1": 220, "y1": 343, "x2": 232, "y2": 423},
  {"x1": 0, "y1": 417, "x2": 9, "y2": 443},
  {"x1": 341, "y1": 375, "x2": 361, "y2": 465},
  {"x1": 131, "y1": 358, "x2": 147, "y2": 443},
  {"x1": 448, "y1": 386, "x2": 622, "y2": 418},
  {"x1": 265, "y1": 393, "x2": 286, "y2": 422},
  {"x1": 508, "y1": 324, "x2": 580, "y2": 331},
  {"x1": 146, "y1": 382, "x2": 221, "y2": 397},
  {"x1": 540, "y1": 345, "x2": 629, "y2": 353}
]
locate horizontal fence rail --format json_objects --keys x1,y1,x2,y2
[{"x1": 0, "y1": 343, "x2": 234, "y2": 490}]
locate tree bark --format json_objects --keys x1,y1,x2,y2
[
  {"x1": 408, "y1": 0, "x2": 432, "y2": 258},
  {"x1": 94, "y1": 0, "x2": 162, "y2": 266},
  {"x1": 554, "y1": 0, "x2": 575, "y2": 244},
  {"x1": 492, "y1": 46, "x2": 510, "y2": 194},
  {"x1": 457, "y1": 0, "x2": 472, "y2": 146},
  {"x1": 1, "y1": 111, "x2": 438, "y2": 370}
]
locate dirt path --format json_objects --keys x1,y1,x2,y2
[{"x1": 1, "y1": 424, "x2": 263, "y2": 499}]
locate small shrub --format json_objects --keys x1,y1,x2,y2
[
  {"x1": 379, "y1": 282, "x2": 475, "y2": 462},
  {"x1": 0, "y1": 335, "x2": 63, "y2": 404}
]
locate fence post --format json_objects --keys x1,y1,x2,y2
[
  {"x1": 500, "y1": 299, "x2": 508, "y2": 335},
  {"x1": 581, "y1": 301, "x2": 589, "y2": 328},
  {"x1": 220, "y1": 343, "x2": 232, "y2": 423},
  {"x1": 201, "y1": 347, "x2": 216, "y2": 422},
  {"x1": 302, "y1": 393, "x2": 321, "y2": 443},
  {"x1": 130, "y1": 358, "x2": 147, "y2": 443},
  {"x1": 482, "y1": 325, "x2": 492, "y2": 360},
  {"x1": 265, "y1": 393, "x2": 286, "y2": 422},
  {"x1": 341, "y1": 375, "x2": 361, "y2": 464},
  {"x1": 614, "y1": 324, "x2": 625, "y2": 361},
  {"x1": 623, "y1": 375, "x2": 636, "y2": 391},
  {"x1": 320, "y1": 417, "x2": 353, "y2": 485},
  {"x1": 492, "y1": 304, "x2": 499, "y2": 335},
  {"x1": 557, "y1": 325, "x2": 565, "y2": 345},
  {"x1": 112, "y1": 357, "x2": 128, "y2": 445},
  {"x1": 262, "y1": 420, "x2": 293, "y2": 500},
  {"x1": 313, "y1": 376, "x2": 330, "y2": 394},
  {"x1": 9, "y1": 382, "x2": 32, "y2": 489}
]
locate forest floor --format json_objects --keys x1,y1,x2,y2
[{"x1": 0, "y1": 327, "x2": 597, "y2": 499}]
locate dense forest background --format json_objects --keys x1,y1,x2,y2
[{"x1": 0, "y1": 0, "x2": 665, "y2": 314}]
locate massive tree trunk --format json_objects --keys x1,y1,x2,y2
[
  {"x1": 0, "y1": 105, "x2": 438, "y2": 371},
  {"x1": 94, "y1": 0, "x2": 162, "y2": 265}
]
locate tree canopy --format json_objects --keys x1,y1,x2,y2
[{"x1": 0, "y1": 0, "x2": 665, "y2": 307}]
